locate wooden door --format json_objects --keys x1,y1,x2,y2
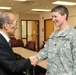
[{"x1": 44, "y1": 19, "x2": 54, "y2": 41}]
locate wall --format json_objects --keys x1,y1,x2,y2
[
  {"x1": 19, "y1": 14, "x2": 39, "y2": 20},
  {"x1": 14, "y1": 13, "x2": 20, "y2": 39},
  {"x1": 68, "y1": 7, "x2": 76, "y2": 27},
  {"x1": 39, "y1": 13, "x2": 52, "y2": 46}
]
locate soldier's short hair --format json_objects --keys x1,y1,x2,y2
[{"x1": 51, "y1": 5, "x2": 69, "y2": 20}]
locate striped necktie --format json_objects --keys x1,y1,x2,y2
[{"x1": 8, "y1": 40, "x2": 11, "y2": 47}]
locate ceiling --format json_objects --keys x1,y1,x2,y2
[{"x1": 0, "y1": 0, "x2": 76, "y2": 14}]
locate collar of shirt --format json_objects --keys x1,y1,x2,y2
[
  {"x1": 0, "y1": 31, "x2": 10, "y2": 42},
  {"x1": 49, "y1": 25, "x2": 72, "y2": 39},
  {"x1": 57, "y1": 26, "x2": 69, "y2": 36}
]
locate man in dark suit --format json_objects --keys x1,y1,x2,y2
[{"x1": 0, "y1": 12, "x2": 36, "y2": 75}]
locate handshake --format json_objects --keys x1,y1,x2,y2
[{"x1": 29, "y1": 55, "x2": 39, "y2": 67}]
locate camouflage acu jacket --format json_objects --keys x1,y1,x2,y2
[{"x1": 38, "y1": 26, "x2": 76, "y2": 75}]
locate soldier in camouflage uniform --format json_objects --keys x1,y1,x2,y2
[{"x1": 33, "y1": 5, "x2": 76, "y2": 75}]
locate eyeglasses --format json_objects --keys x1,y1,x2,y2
[{"x1": 7, "y1": 21, "x2": 17, "y2": 29}]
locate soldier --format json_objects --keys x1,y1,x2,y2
[{"x1": 33, "y1": 5, "x2": 76, "y2": 75}]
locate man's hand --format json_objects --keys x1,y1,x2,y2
[{"x1": 29, "y1": 55, "x2": 39, "y2": 67}]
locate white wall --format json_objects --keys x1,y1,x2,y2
[
  {"x1": 68, "y1": 7, "x2": 76, "y2": 27},
  {"x1": 39, "y1": 13, "x2": 52, "y2": 46},
  {"x1": 14, "y1": 13, "x2": 21, "y2": 39}
]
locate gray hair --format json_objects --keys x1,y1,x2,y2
[{"x1": 0, "y1": 12, "x2": 13, "y2": 28}]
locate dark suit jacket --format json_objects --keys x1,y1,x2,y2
[{"x1": 0, "y1": 34, "x2": 31, "y2": 75}]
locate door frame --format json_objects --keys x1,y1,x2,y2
[{"x1": 21, "y1": 20, "x2": 39, "y2": 49}]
